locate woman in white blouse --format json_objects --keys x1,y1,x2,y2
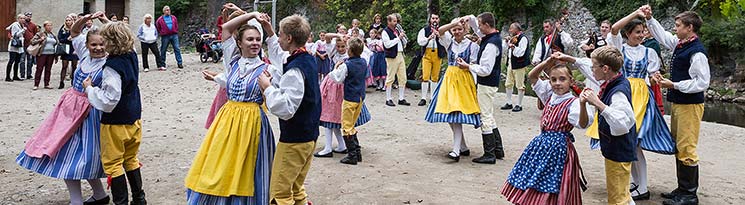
[{"x1": 5, "y1": 14, "x2": 26, "y2": 81}]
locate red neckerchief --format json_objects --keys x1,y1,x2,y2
[
  {"x1": 598, "y1": 73, "x2": 623, "y2": 97},
  {"x1": 546, "y1": 33, "x2": 553, "y2": 46},
  {"x1": 291, "y1": 47, "x2": 308, "y2": 56},
  {"x1": 676, "y1": 34, "x2": 699, "y2": 48}
]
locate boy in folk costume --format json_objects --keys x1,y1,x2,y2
[
  {"x1": 258, "y1": 14, "x2": 321, "y2": 205},
  {"x1": 500, "y1": 22, "x2": 530, "y2": 112},
  {"x1": 643, "y1": 5, "x2": 710, "y2": 205},
  {"x1": 83, "y1": 21, "x2": 147, "y2": 205},
  {"x1": 561, "y1": 46, "x2": 637, "y2": 205},
  {"x1": 461, "y1": 12, "x2": 504, "y2": 164},
  {"x1": 416, "y1": 13, "x2": 446, "y2": 106}
]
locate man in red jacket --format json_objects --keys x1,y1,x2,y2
[
  {"x1": 155, "y1": 6, "x2": 183, "y2": 69},
  {"x1": 20, "y1": 12, "x2": 38, "y2": 79}
]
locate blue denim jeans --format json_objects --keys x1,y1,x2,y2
[
  {"x1": 20, "y1": 52, "x2": 35, "y2": 78},
  {"x1": 159, "y1": 34, "x2": 183, "y2": 65}
]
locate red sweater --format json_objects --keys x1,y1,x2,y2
[{"x1": 155, "y1": 15, "x2": 179, "y2": 36}]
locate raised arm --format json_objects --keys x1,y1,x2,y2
[
  {"x1": 611, "y1": 9, "x2": 645, "y2": 35},
  {"x1": 222, "y1": 11, "x2": 260, "y2": 41},
  {"x1": 71, "y1": 12, "x2": 101, "y2": 38},
  {"x1": 528, "y1": 55, "x2": 555, "y2": 85}
]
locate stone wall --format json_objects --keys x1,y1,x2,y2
[{"x1": 16, "y1": 0, "x2": 83, "y2": 34}]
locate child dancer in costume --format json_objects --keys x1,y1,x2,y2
[
  {"x1": 424, "y1": 18, "x2": 480, "y2": 162},
  {"x1": 326, "y1": 37, "x2": 370, "y2": 165},
  {"x1": 16, "y1": 11, "x2": 110, "y2": 205},
  {"x1": 86, "y1": 20, "x2": 147, "y2": 205},
  {"x1": 368, "y1": 29, "x2": 387, "y2": 91},
  {"x1": 604, "y1": 9, "x2": 676, "y2": 201},
  {"x1": 501, "y1": 52, "x2": 594, "y2": 205},
  {"x1": 565, "y1": 46, "x2": 638, "y2": 205},
  {"x1": 316, "y1": 31, "x2": 332, "y2": 83},
  {"x1": 186, "y1": 12, "x2": 275, "y2": 205},
  {"x1": 644, "y1": 5, "x2": 710, "y2": 205},
  {"x1": 259, "y1": 14, "x2": 320, "y2": 205},
  {"x1": 314, "y1": 36, "x2": 372, "y2": 158}
]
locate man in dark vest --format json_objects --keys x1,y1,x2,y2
[
  {"x1": 531, "y1": 18, "x2": 574, "y2": 66},
  {"x1": 459, "y1": 12, "x2": 504, "y2": 164},
  {"x1": 382, "y1": 14, "x2": 411, "y2": 106},
  {"x1": 416, "y1": 13, "x2": 446, "y2": 106},
  {"x1": 500, "y1": 22, "x2": 530, "y2": 112},
  {"x1": 645, "y1": 6, "x2": 710, "y2": 205}
]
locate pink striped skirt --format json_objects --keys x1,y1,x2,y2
[
  {"x1": 500, "y1": 137, "x2": 583, "y2": 205},
  {"x1": 205, "y1": 87, "x2": 228, "y2": 129},
  {"x1": 319, "y1": 77, "x2": 344, "y2": 124},
  {"x1": 24, "y1": 89, "x2": 91, "y2": 158}
]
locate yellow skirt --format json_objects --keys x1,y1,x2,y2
[
  {"x1": 185, "y1": 101, "x2": 263, "y2": 197},
  {"x1": 586, "y1": 78, "x2": 648, "y2": 139},
  {"x1": 434, "y1": 66, "x2": 480, "y2": 114}
]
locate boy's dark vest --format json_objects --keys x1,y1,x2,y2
[
  {"x1": 476, "y1": 32, "x2": 502, "y2": 87},
  {"x1": 383, "y1": 27, "x2": 399, "y2": 58},
  {"x1": 343, "y1": 57, "x2": 367, "y2": 102},
  {"x1": 539, "y1": 33, "x2": 565, "y2": 61},
  {"x1": 101, "y1": 52, "x2": 141, "y2": 125},
  {"x1": 279, "y1": 52, "x2": 321, "y2": 143},
  {"x1": 668, "y1": 38, "x2": 707, "y2": 104},
  {"x1": 509, "y1": 33, "x2": 531, "y2": 69},
  {"x1": 421, "y1": 26, "x2": 447, "y2": 58},
  {"x1": 597, "y1": 76, "x2": 637, "y2": 162}
]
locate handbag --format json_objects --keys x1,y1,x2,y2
[
  {"x1": 10, "y1": 37, "x2": 22, "y2": 47},
  {"x1": 26, "y1": 33, "x2": 45, "y2": 56},
  {"x1": 55, "y1": 44, "x2": 70, "y2": 55}
]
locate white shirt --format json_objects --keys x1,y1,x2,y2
[
  {"x1": 573, "y1": 58, "x2": 636, "y2": 135},
  {"x1": 606, "y1": 33, "x2": 661, "y2": 85},
  {"x1": 266, "y1": 34, "x2": 291, "y2": 66},
  {"x1": 347, "y1": 28, "x2": 365, "y2": 38},
  {"x1": 138, "y1": 23, "x2": 158, "y2": 43},
  {"x1": 417, "y1": 27, "x2": 437, "y2": 49},
  {"x1": 305, "y1": 42, "x2": 317, "y2": 56},
  {"x1": 503, "y1": 34, "x2": 529, "y2": 69},
  {"x1": 325, "y1": 39, "x2": 349, "y2": 64},
  {"x1": 646, "y1": 18, "x2": 710, "y2": 94},
  {"x1": 381, "y1": 26, "x2": 404, "y2": 52},
  {"x1": 264, "y1": 34, "x2": 306, "y2": 121},
  {"x1": 533, "y1": 79, "x2": 596, "y2": 128},
  {"x1": 439, "y1": 33, "x2": 480, "y2": 81},
  {"x1": 6, "y1": 22, "x2": 26, "y2": 53},
  {"x1": 531, "y1": 30, "x2": 574, "y2": 64},
  {"x1": 464, "y1": 15, "x2": 500, "y2": 77},
  {"x1": 213, "y1": 38, "x2": 276, "y2": 88}
]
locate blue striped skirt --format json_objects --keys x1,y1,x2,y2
[
  {"x1": 589, "y1": 88, "x2": 675, "y2": 154},
  {"x1": 320, "y1": 103, "x2": 371, "y2": 129},
  {"x1": 186, "y1": 112, "x2": 275, "y2": 205},
  {"x1": 16, "y1": 109, "x2": 105, "y2": 180},
  {"x1": 424, "y1": 76, "x2": 481, "y2": 127}
]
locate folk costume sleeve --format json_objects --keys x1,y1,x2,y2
[
  {"x1": 86, "y1": 67, "x2": 122, "y2": 113},
  {"x1": 470, "y1": 44, "x2": 499, "y2": 77},
  {"x1": 645, "y1": 18, "x2": 678, "y2": 50},
  {"x1": 328, "y1": 63, "x2": 348, "y2": 83},
  {"x1": 600, "y1": 92, "x2": 636, "y2": 136},
  {"x1": 675, "y1": 54, "x2": 710, "y2": 93},
  {"x1": 568, "y1": 99, "x2": 595, "y2": 129},
  {"x1": 264, "y1": 68, "x2": 306, "y2": 120},
  {"x1": 266, "y1": 34, "x2": 290, "y2": 66},
  {"x1": 513, "y1": 36, "x2": 528, "y2": 57}
]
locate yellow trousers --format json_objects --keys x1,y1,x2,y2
[
  {"x1": 270, "y1": 141, "x2": 315, "y2": 205},
  {"x1": 341, "y1": 100, "x2": 363, "y2": 136},
  {"x1": 671, "y1": 103, "x2": 704, "y2": 166},
  {"x1": 421, "y1": 48, "x2": 442, "y2": 82},
  {"x1": 384, "y1": 53, "x2": 407, "y2": 87},
  {"x1": 100, "y1": 120, "x2": 143, "y2": 177},
  {"x1": 605, "y1": 159, "x2": 632, "y2": 205}
]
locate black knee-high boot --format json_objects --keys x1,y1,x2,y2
[
  {"x1": 340, "y1": 134, "x2": 359, "y2": 165},
  {"x1": 472, "y1": 132, "x2": 496, "y2": 164},
  {"x1": 663, "y1": 160, "x2": 699, "y2": 205},
  {"x1": 493, "y1": 128, "x2": 505, "y2": 159},
  {"x1": 352, "y1": 134, "x2": 362, "y2": 162},
  {"x1": 126, "y1": 168, "x2": 147, "y2": 205},
  {"x1": 110, "y1": 175, "x2": 129, "y2": 205}
]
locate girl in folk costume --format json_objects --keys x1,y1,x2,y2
[
  {"x1": 501, "y1": 53, "x2": 594, "y2": 205},
  {"x1": 424, "y1": 18, "x2": 481, "y2": 162},
  {"x1": 15, "y1": 12, "x2": 110, "y2": 205},
  {"x1": 602, "y1": 9, "x2": 676, "y2": 201},
  {"x1": 368, "y1": 29, "x2": 388, "y2": 91},
  {"x1": 316, "y1": 31, "x2": 332, "y2": 83},
  {"x1": 314, "y1": 35, "x2": 372, "y2": 158},
  {"x1": 186, "y1": 12, "x2": 275, "y2": 204},
  {"x1": 360, "y1": 37, "x2": 376, "y2": 87}
]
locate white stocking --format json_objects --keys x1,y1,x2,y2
[
  {"x1": 505, "y1": 87, "x2": 513, "y2": 105},
  {"x1": 318, "y1": 128, "x2": 334, "y2": 155},
  {"x1": 333, "y1": 128, "x2": 346, "y2": 151},
  {"x1": 64, "y1": 180, "x2": 83, "y2": 205},
  {"x1": 421, "y1": 82, "x2": 429, "y2": 100},
  {"x1": 86, "y1": 179, "x2": 107, "y2": 200},
  {"x1": 631, "y1": 145, "x2": 649, "y2": 195},
  {"x1": 517, "y1": 89, "x2": 525, "y2": 106},
  {"x1": 449, "y1": 123, "x2": 464, "y2": 154}
]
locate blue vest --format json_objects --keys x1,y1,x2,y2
[
  {"x1": 279, "y1": 52, "x2": 321, "y2": 143},
  {"x1": 422, "y1": 26, "x2": 447, "y2": 58},
  {"x1": 343, "y1": 57, "x2": 367, "y2": 102},
  {"x1": 476, "y1": 32, "x2": 502, "y2": 87},
  {"x1": 509, "y1": 33, "x2": 530, "y2": 69},
  {"x1": 383, "y1": 27, "x2": 399, "y2": 58},
  {"x1": 668, "y1": 38, "x2": 707, "y2": 104},
  {"x1": 539, "y1": 33, "x2": 565, "y2": 61},
  {"x1": 597, "y1": 76, "x2": 637, "y2": 162},
  {"x1": 101, "y1": 52, "x2": 142, "y2": 125}
]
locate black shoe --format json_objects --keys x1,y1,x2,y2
[
  {"x1": 473, "y1": 131, "x2": 499, "y2": 164},
  {"x1": 110, "y1": 175, "x2": 129, "y2": 205},
  {"x1": 385, "y1": 100, "x2": 396, "y2": 107},
  {"x1": 447, "y1": 151, "x2": 460, "y2": 162},
  {"x1": 632, "y1": 191, "x2": 651, "y2": 201},
  {"x1": 178, "y1": 64, "x2": 184, "y2": 69},
  {"x1": 500, "y1": 103, "x2": 513, "y2": 110},
  {"x1": 340, "y1": 135, "x2": 359, "y2": 165},
  {"x1": 460, "y1": 149, "x2": 470, "y2": 156},
  {"x1": 125, "y1": 168, "x2": 147, "y2": 205},
  {"x1": 83, "y1": 195, "x2": 110, "y2": 205},
  {"x1": 58, "y1": 82, "x2": 65, "y2": 89},
  {"x1": 662, "y1": 189, "x2": 685, "y2": 199},
  {"x1": 13, "y1": 77, "x2": 22, "y2": 81},
  {"x1": 663, "y1": 194, "x2": 698, "y2": 205},
  {"x1": 493, "y1": 128, "x2": 505, "y2": 159},
  {"x1": 418, "y1": 99, "x2": 426, "y2": 106},
  {"x1": 398, "y1": 99, "x2": 410, "y2": 106},
  {"x1": 4, "y1": 78, "x2": 11, "y2": 82},
  {"x1": 512, "y1": 105, "x2": 523, "y2": 112},
  {"x1": 332, "y1": 149, "x2": 348, "y2": 154},
  {"x1": 313, "y1": 151, "x2": 333, "y2": 158}
]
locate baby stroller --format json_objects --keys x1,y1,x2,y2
[{"x1": 194, "y1": 29, "x2": 222, "y2": 63}]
